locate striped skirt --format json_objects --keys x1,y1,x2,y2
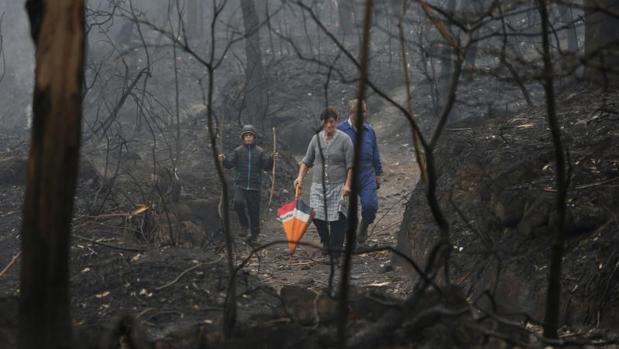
[{"x1": 309, "y1": 182, "x2": 349, "y2": 221}]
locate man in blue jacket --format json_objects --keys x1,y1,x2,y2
[
  {"x1": 218, "y1": 125, "x2": 276, "y2": 244},
  {"x1": 337, "y1": 99, "x2": 383, "y2": 247}
]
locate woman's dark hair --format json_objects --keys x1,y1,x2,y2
[{"x1": 320, "y1": 107, "x2": 339, "y2": 122}]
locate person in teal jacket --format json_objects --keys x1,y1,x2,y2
[
  {"x1": 218, "y1": 125, "x2": 277, "y2": 244},
  {"x1": 337, "y1": 99, "x2": 382, "y2": 247}
]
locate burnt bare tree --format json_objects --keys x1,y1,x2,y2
[
  {"x1": 537, "y1": 0, "x2": 568, "y2": 339},
  {"x1": 20, "y1": 0, "x2": 85, "y2": 348},
  {"x1": 437, "y1": 0, "x2": 457, "y2": 103},
  {"x1": 338, "y1": 0, "x2": 373, "y2": 346}
]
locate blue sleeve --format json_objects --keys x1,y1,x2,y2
[{"x1": 372, "y1": 129, "x2": 383, "y2": 176}]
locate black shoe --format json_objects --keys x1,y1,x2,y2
[
  {"x1": 246, "y1": 235, "x2": 258, "y2": 246},
  {"x1": 354, "y1": 240, "x2": 367, "y2": 252},
  {"x1": 331, "y1": 255, "x2": 342, "y2": 267},
  {"x1": 357, "y1": 219, "x2": 369, "y2": 245}
]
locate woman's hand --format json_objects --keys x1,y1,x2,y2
[
  {"x1": 341, "y1": 184, "x2": 351, "y2": 197},
  {"x1": 293, "y1": 177, "x2": 303, "y2": 195}
]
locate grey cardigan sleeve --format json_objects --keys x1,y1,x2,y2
[{"x1": 302, "y1": 135, "x2": 317, "y2": 167}]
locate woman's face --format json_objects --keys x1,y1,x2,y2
[{"x1": 323, "y1": 117, "x2": 337, "y2": 135}]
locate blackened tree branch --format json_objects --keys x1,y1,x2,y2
[
  {"x1": 339, "y1": 1, "x2": 374, "y2": 347},
  {"x1": 538, "y1": 0, "x2": 568, "y2": 340}
]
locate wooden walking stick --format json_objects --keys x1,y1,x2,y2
[
  {"x1": 267, "y1": 127, "x2": 277, "y2": 209},
  {"x1": 216, "y1": 127, "x2": 225, "y2": 221}
]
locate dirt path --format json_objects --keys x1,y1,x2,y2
[{"x1": 238, "y1": 98, "x2": 421, "y2": 298}]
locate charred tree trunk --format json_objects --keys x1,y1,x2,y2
[
  {"x1": 584, "y1": 0, "x2": 619, "y2": 86},
  {"x1": 438, "y1": 0, "x2": 457, "y2": 107},
  {"x1": 20, "y1": 0, "x2": 85, "y2": 348},
  {"x1": 240, "y1": 0, "x2": 267, "y2": 127},
  {"x1": 538, "y1": 0, "x2": 568, "y2": 339}
]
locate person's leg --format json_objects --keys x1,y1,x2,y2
[
  {"x1": 357, "y1": 218, "x2": 370, "y2": 245},
  {"x1": 313, "y1": 219, "x2": 329, "y2": 251},
  {"x1": 358, "y1": 184, "x2": 378, "y2": 244},
  {"x1": 246, "y1": 190, "x2": 261, "y2": 241},
  {"x1": 233, "y1": 187, "x2": 249, "y2": 236},
  {"x1": 329, "y1": 213, "x2": 348, "y2": 257}
]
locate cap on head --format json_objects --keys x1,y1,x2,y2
[{"x1": 240, "y1": 124, "x2": 257, "y2": 139}]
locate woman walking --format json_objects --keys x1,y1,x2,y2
[{"x1": 294, "y1": 108, "x2": 353, "y2": 257}]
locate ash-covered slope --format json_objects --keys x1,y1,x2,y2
[{"x1": 397, "y1": 87, "x2": 619, "y2": 328}]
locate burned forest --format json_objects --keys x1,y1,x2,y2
[{"x1": 1, "y1": 0, "x2": 619, "y2": 348}]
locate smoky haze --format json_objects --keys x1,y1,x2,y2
[{"x1": 1, "y1": 0, "x2": 619, "y2": 347}]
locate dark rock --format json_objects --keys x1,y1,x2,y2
[
  {"x1": 181, "y1": 199, "x2": 221, "y2": 236},
  {"x1": 491, "y1": 190, "x2": 525, "y2": 227},
  {"x1": 180, "y1": 220, "x2": 205, "y2": 247},
  {"x1": 280, "y1": 285, "x2": 338, "y2": 325},
  {"x1": 349, "y1": 290, "x2": 398, "y2": 322},
  {"x1": 517, "y1": 194, "x2": 553, "y2": 236},
  {"x1": 566, "y1": 206, "x2": 608, "y2": 237}
]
